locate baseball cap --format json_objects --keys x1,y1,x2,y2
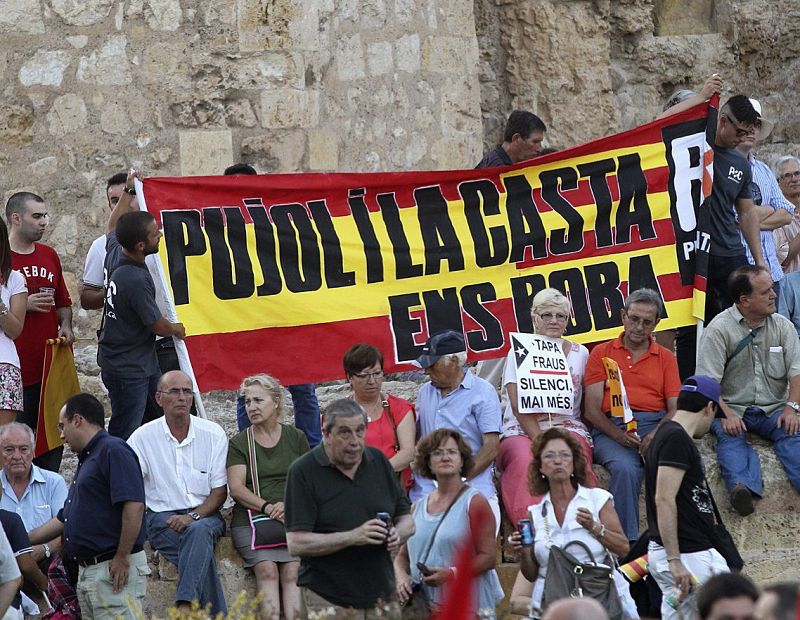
[
  {"x1": 748, "y1": 98, "x2": 774, "y2": 140},
  {"x1": 415, "y1": 329, "x2": 466, "y2": 369},
  {"x1": 680, "y1": 375, "x2": 724, "y2": 416}
]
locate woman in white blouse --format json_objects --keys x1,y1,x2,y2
[
  {"x1": 0, "y1": 220, "x2": 26, "y2": 425},
  {"x1": 512, "y1": 427, "x2": 638, "y2": 619}
]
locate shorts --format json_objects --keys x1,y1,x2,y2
[{"x1": 0, "y1": 364, "x2": 23, "y2": 411}]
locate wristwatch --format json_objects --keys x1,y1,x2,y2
[
  {"x1": 786, "y1": 401, "x2": 800, "y2": 414},
  {"x1": 188, "y1": 511, "x2": 201, "y2": 521}
]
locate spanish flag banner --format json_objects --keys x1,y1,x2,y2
[
  {"x1": 140, "y1": 99, "x2": 716, "y2": 390},
  {"x1": 36, "y1": 338, "x2": 81, "y2": 457}
]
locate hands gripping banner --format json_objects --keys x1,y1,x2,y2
[{"x1": 141, "y1": 101, "x2": 715, "y2": 390}]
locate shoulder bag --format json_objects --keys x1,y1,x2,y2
[
  {"x1": 402, "y1": 485, "x2": 469, "y2": 619},
  {"x1": 703, "y1": 474, "x2": 744, "y2": 571},
  {"x1": 245, "y1": 427, "x2": 287, "y2": 550},
  {"x1": 540, "y1": 503, "x2": 623, "y2": 620}
]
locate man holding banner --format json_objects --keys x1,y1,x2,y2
[{"x1": 584, "y1": 289, "x2": 681, "y2": 542}]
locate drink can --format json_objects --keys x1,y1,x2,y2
[
  {"x1": 376, "y1": 512, "x2": 392, "y2": 527},
  {"x1": 517, "y1": 519, "x2": 534, "y2": 546},
  {"x1": 665, "y1": 587, "x2": 682, "y2": 609}
]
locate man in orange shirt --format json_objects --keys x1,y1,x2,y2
[{"x1": 584, "y1": 288, "x2": 681, "y2": 541}]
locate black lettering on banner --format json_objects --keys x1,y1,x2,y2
[
  {"x1": 460, "y1": 180, "x2": 509, "y2": 267},
  {"x1": 505, "y1": 174, "x2": 547, "y2": 262},
  {"x1": 421, "y1": 287, "x2": 463, "y2": 335},
  {"x1": 577, "y1": 159, "x2": 616, "y2": 248},
  {"x1": 545, "y1": 268, "x2": 592, "y2": 335},
  {"x1": 377, "y1": 192, "x2": 423, "y2": 280},
  {"x1": 204, "y1": 207, "x2": 255, "y2": 300},
  {"x1": 616, "y1": 153, "x2": 656, "y2": 243},
  {"x1": 308, "y1": 199, "x2": 356, "y2": 288},
  {"x1": 415, "y1": 186, "x2": 465, "y2": 275},
  {"x1": 628, "y1": 254, "x2": 668, "y2": 318},
  {"x1": 585, "y1": 261, "x2": 624, "y2": 330},
  {"x1": 246, "y1": 200, "x2": 282, "y2": 297},
  {"x1": 348, "y1": 189, "x2": 384, "y2": 284},
  {"x1": 271, "y1": 204, "x2": 322, "y2": 293},
  {"x1": 163, "y1": 210, "x2": 206, "y2": 306},
  {"x1": 461, "y1": 283, "x2": 504, "y2": 351},
  {"x1": 388, "y1": 292, "x2": 424, "y2": 361},
  {"x1": 510, "y1": 274, "x2": 546, "y2": 332},
  {"x1": 539, "y1": 168, "x2": 585, "y2": 255}
]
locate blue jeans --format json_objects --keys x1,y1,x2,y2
[
  {"x1": 101, "y1": 370, "x2": 161, "y2": 440},
  {"x1": 236, "y1": 383, "x2": 321, "y2": 447},
  {"x1": 592, "y1": 411, "x2": 665, "y2": 541},
  {"x1": 710, "y1": 407, "x2": 800, "y2": 497},
  {"x1": 146, "y1": 510, "x2": 227, "y2": 616}
]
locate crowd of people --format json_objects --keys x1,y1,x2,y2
[{"x1": 0, "y1": 74, "x2": 795, "y2": 620}]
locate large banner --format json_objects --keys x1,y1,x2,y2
[{"x1": 141, "y1": 101, "x2": 715, "y2": 391}]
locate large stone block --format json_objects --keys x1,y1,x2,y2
[
  {"x1": 178, "y1": 129, "x2": 233, "y2": 176},
  {"x1": 76, "y1": 35, "x2": 132, "y2": 85},
  {"x1": 50, "y1": 0, "x2": 115, "y2": 25},
  {"x1": 145, "y1": 0, "x2": 182, "y2": 30},
  {"x1": 335, "y1": 33, "x2": 366, "y2": 81},
  {"x1": 47, "y1": 94, "x2": 88, "y2": 137},
  {"x1": 308, "y1": 130, "x2": 338, "y2": 170},
  {"x1": 395, "y1": 34, "x2": 420, "y2": 73},
  {"x1": 0, "y1": 0, "x2": 44, "y2": 33},
  {"x1": 236, "y1": 0, "x2": 320, "y2": 52},
  {"x1": 18, "y1": 50, "x2": 72, "y2": 87},
  {"x1": 240, "y1": 131, "x2": 306, "y2": 173},
  {"x1": 260, "y1": 88, "x2": 319, "y2": 129}
]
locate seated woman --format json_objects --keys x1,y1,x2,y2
[
  {"x1": 394, "y1": 429, "x2": 504, "y2": 618},
  {"x1": 342, "y1": 343, "x2": 415, "y2": 489},
  {"x1": 227, "y1": 374, "x2": 309, "y2": 620},
  {"x1": 512, "y1": 427, "x2": 637, "y2": 619},
  {"x1": 497, "y1": 287, "x2": 597, "y2": 524}
]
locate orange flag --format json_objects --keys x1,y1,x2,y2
[{"x1": 35, "y1": 338, "x2": 80, "y2": 457}]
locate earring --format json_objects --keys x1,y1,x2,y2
[
  {"x1": 541, "y1": 474, "x2": 546, "y2": 480},
  {"x1": 570, "y1": 473, "x2": 575, "y2": 479}
]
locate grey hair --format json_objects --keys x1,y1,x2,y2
[
  {"x1": 773, "y1": 155, "x2": 800, "y2": 179},
  {"x1": 323, "y1": 398, "x2": 367, "y2": 433},
  {"x1": 0, "y1": 422, "x2": 35, "y2": 448},
  {"x1": 662, "y1": 89, "x2": 696, "y2": 112},
  {"x1": 239, "y1": 373, "x2": 286, "y2": 419},
  {"x1": 530, "y1": 287, "x2": 570, "y2": 316},
  {"x1": 624, "y1": 288, "x2": 663, "y2": 315},
  {"x1": 451, "y1": 351, "x2": 468, "y2": 368}
]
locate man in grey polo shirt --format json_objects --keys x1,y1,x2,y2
[{"x1": 697, "y1": 264, "x2": 800, "y2": 517}]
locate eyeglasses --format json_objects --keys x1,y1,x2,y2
[
  {"x1": 624, "y1": 313, "x2": 657, "y2": 329},
  {"x1": 351, "y1": 370, "x2": 383, "y2": 381},
  {"x1": 541, "y1": 450, "x2": 573, "y2": 461},
  {"x1": 779, "y1": 170, "x2": 800, "y2": 182},
  {"x1": 158, "y1": 388, "x2": 194, "y2": 397},
  {"x1": 431, "y1": 448, "x2": 460, "y2": 458},
  {"x1": 536, "y1": 312, "x2": 569, "y2": 323},
  {"x1": 723, "y1": 114, "x2": 758, "y2": 138}
]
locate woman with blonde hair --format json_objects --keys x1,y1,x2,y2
[
  {"x1": 227, "y1": 374, "x2": 309, "y2": 619},
  {"x1": 496, "y1": 287, "x2": 597, "y2": 524}
]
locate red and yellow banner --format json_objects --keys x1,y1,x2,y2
[
  {"x1": 141, "y1": 101, "x2": 716, "y2": 390},
  {"x1": 36, "y1": 337, "x2": 80, "y2": 456}
]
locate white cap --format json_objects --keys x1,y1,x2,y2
[{"x1": 748, "y1": 98, "x2": 774, "y2": 140}]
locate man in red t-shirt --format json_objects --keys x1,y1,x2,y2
[{"x1": 7, "y1": 192, "x2": 73, "y2": 473}]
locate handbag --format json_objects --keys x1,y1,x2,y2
[
  {"x1": 539, "y1": 502, "x2": 623, "y2": 620},
  {"x1": 245, "y1": 427, "x2": 287, "y2": 550},
  {"x1": 542, "y1": 541, "x2": 623, "y2": 620},
  {"x1": 402, "y1": 485, "x2": 469, "y2": 619},
  {"x1": 703, "y1": 474, "x2": 744, "y2": 571}
]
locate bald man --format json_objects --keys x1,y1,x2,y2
[
  {"x1": 127, "y1": 371, "x2": 228, "y2": 616},
  {"x1": 542, "y1": 598, "x2": 609, "y2": 620}
]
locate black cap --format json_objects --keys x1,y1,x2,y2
[{"x1": 415, "y1": 330, "x2": 466, "y2": 369}]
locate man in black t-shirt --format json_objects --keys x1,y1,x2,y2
[{"x1": 644, "y1": 375, "x2": 729, "y2": 620}]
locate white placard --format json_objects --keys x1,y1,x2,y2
[{"x1": 510, "y1": 332, "x2": 572, "y2": 415}]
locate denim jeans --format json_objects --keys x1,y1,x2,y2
[
  {"x1": 101, "y1": 369, "x2": 161, "y2": 440},
  {"x1": 710, "y1": 406, "x2": 800, "y2": 496},
  {"x1": 237, "y1": 383, "x2": 321, "y2": 447},
  {"x1": 592, "y1": 411, "x2": 665, "y2": 541},
  {"x1": 146, "y1": 510, "x2": 227, "y2": 616}
]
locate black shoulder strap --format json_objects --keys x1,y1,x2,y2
[
  {"x1": 419, "y1": 485, "x2": 469, "y2": 565},
  {"x1": 725, "y1": 325, "x2": 763, "y2": 366}
]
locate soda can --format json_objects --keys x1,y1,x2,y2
[
  {"x1": 664, "y1": 588, "x2": 682, "y2": 609},
  {"x1": 517, "y1": 519, "x2": 534, "y2": 546},
  {"x1": 376, "y1": 512, "x2": 392, "y2": 527}
]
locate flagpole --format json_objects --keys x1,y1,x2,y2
[{"x1": 135, "y1": 178, "x2": 207, "y2": 419}]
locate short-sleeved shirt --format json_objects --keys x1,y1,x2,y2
[
  {"x1": 128, "y1": 416, "x2": 228, "y2": 513},
  {"x1": 644, "y1": 421, "x2": 714, "y2": 552},
  {"x1": 584, "y1": 333, "x2": 681, "y2": 414},
  {"x1": 0, "y1": 270, "x2": 27, "y2": 368},
  {"x1": 11, "y1": 244, "x2": 72, "y2": 386},
  {"x1": 59, "y1": 430, "x2": 146, "y2": 562},
  {"x1": 774, "y1": 210, "x2": 800, "y2": 274},
  {"x1": 701, "y1": 144, "x2": 753, "y2": 257},
  {"x1": 475, "y1": 145, "x2": 512, "y2": 169},
  {"x1": 412, "y1": 371, "x2": 502, "y2": 501},
  {"x1": 284, "y1": 445, "x2": 410, "y2": 609},
  {"x1": 226, "y1": 424, "x2": 309, "y2": 528},
  {"x1": 0, "y1": 511, "x2": 25, "y2": 609},
  {"x1": 97, "y1": 233, "x2": 161, "y2": 378},
  {"x1": 696, "y1": 305, "x2": 800, "y2": 416},
  {"x1": 0, "y1": 529, "x2": 20, "y2": 589},
  {"x1": 0, "y1": 465, "x2": 68, "y2": 530}
]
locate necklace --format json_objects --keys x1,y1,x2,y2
[{"x1": 355, "y1": 395, "x2": 383, "y2": 422}]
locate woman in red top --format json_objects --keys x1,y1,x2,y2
[{"x1": 342, "y1": 344, "x2": 415, "y2": 489}]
